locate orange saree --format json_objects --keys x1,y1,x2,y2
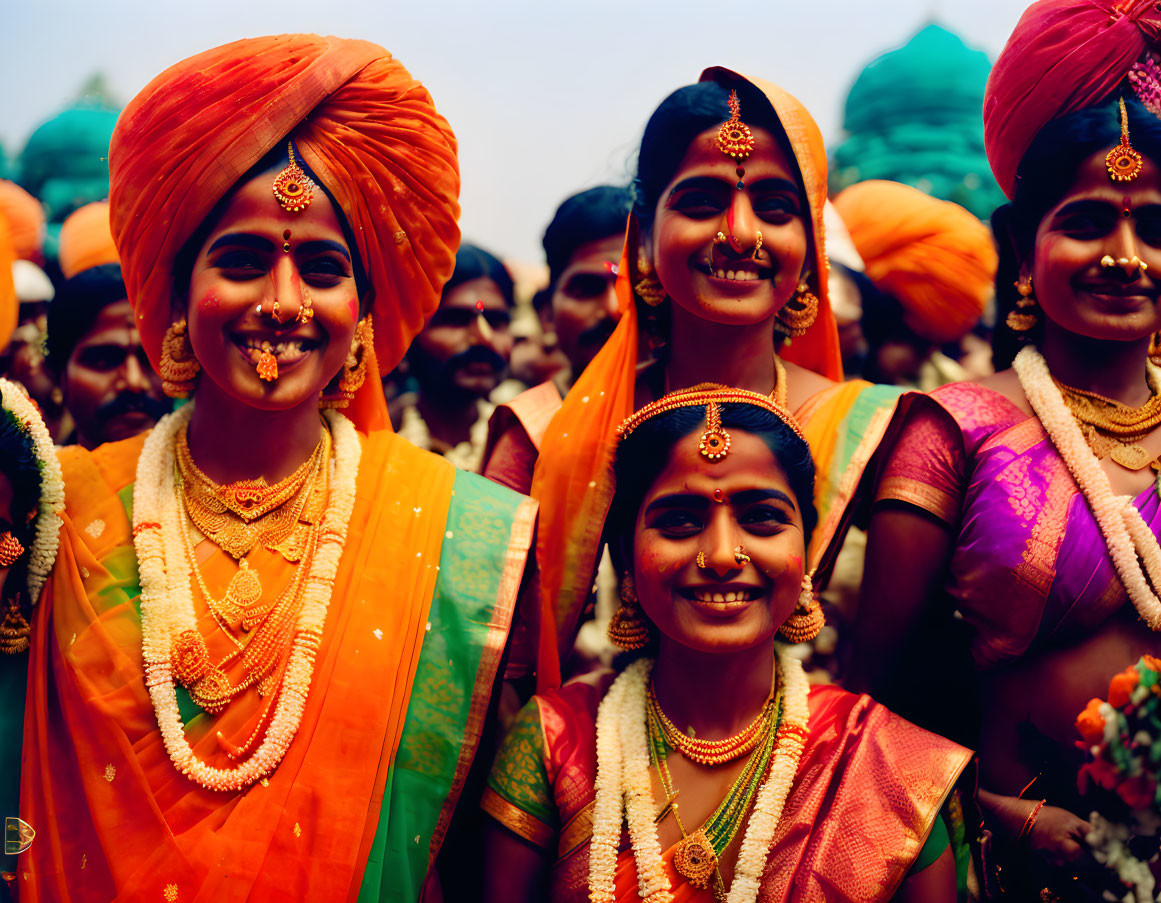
[{"x1": 13, "y1": 427, "x2": 534, "y2": 901}]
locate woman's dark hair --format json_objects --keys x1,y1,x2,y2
[
  {"x1": 0, "y1": 409, "x2": 42, "y2": 608},
  {"x1": 45, "y1": 264, "x2": 127, "y2": 375},
  {"x1": 992, "y1": 92, "x2": 1161, "y2": 368},
  {"x1": 633, "y1": 80, "x2": 802, "y2": 231},
  {"x1": 608, "y1": 401, "x2": 817, "y2": 551},
  {"x1": 170, "y1": 140, "x2": 371, "y2": 310},
  {"x1": 444, "y1": 243, "x2": 515, "y2": 307}
]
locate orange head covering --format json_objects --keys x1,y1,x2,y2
[
  {"x1": 0, "y1": 181, "x2": 45, "y2": 263},
  {"x1": 0, "y1": 213, "x2": 18, "y2": 352},
  {"x1": 833, "y1": 180, "x2": 996, "y2": 344},
  {"x1": 984, "y1": 0, "x2": 1161, "y2": 198},
  {"x1": 59, "y1": 201, "x2": 118, "y2": 279},
  {"x1": 529, "y1": 68, "x2": 839, "y2": 688},
  {"x1": 108, "y1": 35, "x2": 460, "y2": 430}
]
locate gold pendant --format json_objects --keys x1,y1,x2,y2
[
  {"x1": 1110, "y1": 444, "x2": 1155, "y2": 470},
  {"x1": 225, "y1": 561, "x2": 264, "y2": 629},
  {"x1": 673, "y1": 830, "x2": 718, "y2": 888}
]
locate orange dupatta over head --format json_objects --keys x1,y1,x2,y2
[
  {"x1": 108, "y1": 34, "x2": 460, "y2": 431},
  {"x1": 529, "y1": 68, "x2": 840, "y2": 688}
]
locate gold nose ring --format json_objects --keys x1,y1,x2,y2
[
  {"x1": 696, "y1": 551, "x2": 708, "y2": 570},
  {"x1": 1101, "y1": 255, "x2": 1116, "y2": 268},
  {"x1": 734, "y1": 545, "x2": 751, "y2": 564},
  {"x1": 714, "y1": 232, "x2": 728, "y2": 246},
  {"x1": 752, "y1": 231, "x2": 763, "y2": 261}
]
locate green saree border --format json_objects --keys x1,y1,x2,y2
[{"x1": 356, "y1": 471, "x2": 534, "y2": 903}]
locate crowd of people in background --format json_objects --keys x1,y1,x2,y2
[{"x1": 0, "y1": 2, "x2": 1159, "y2": 901}]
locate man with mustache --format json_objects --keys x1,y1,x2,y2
[
  {"x1": 483, "y1": 186, "x2": 632, "y2": 494},
  {"x1": 396, "y1": 243, "x2": 515, "y2": 472},
  {"x1": 45, "y1": 206, "x2": 173, "y2": 449}
]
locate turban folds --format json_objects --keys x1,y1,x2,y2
[
  {"x1": 109, "y1": 34, "x2": 460, "y2": 428},
  {"x1": 59, "y1": 201, "x2": 118, "y2": 279},
  {"x1": 984, "y1": 0, "x2": 1161, "y2": 198},
  {"x1": 833, "y1": 180, "x2": 996, "y2": 344},
  {"x1": 0, "y1": 181, "x2": 45, "y2": 262}
]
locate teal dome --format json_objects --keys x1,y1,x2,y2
[
  {"x1": 18, "y1": 105, "x2": 119, "y2": 228},
  {"x1": 832, "y1": 24, "x2": 1004, "y2": 220}
]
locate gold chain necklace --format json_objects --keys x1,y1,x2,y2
[
  {"x1": 176, "y1": 426, "x2": 329, "y2": 559},
  {"x1": 169, "y1": 434, "x2": 330, "y2": 714},
  {"x1": 647, "y1": 680, "x2": 776, "y2": 767},
  {"x1": 1055, "y1": 376, "x2": 1161, "y2": 470}
]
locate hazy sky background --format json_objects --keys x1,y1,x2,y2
[{"x1": 2, "y1": 0, "x2": 1031, "y2": 263}]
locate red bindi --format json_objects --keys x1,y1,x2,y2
[{"x1": 475, "y1": 300, "x2": 485, "y2": 312}]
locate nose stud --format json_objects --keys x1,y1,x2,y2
[
  {"x1": 696, "y1": 551, "x2": 708, "y2": 570},
  {"x1": 734, "y1": 545, "x2": 750, "y2": 564},
  {"x1": 714, "y1": 232, "x2": 728, "y2": 246}
]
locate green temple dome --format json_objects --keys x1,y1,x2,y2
[{"x1": 832, "y1": 23, "x2": 1004, "y2": 220}]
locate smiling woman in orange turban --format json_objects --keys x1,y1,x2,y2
[{"x1": 2, "y1": 34, "x2": 535, "y2": 902}]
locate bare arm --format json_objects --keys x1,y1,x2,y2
[
  {"x1": 845, "y1": 503, "x2": 953, "y2": 695},
  {"x1": 891, "y1": 846, "x2": 956, "y2": 903},
  {"x1": 480, "y1": 819, "x2": 552, "y2": 903}
]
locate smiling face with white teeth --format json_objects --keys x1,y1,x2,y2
[
  {"x1": 630, "y1": 428, "x2": 806, "y2": 655},
  {"x1": 646, "y1": 124, "x2": 809, "y2": 328},
  {"x1": 181, "y1": 169, "x2": 360, "y2": 411}
]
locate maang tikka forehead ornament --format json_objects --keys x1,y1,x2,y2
[
  {"x1": 272, "y1": 141, "x2": 316, "y2": 213},
  {"x1": 1107, "y1": 97, "x2": 1143, "y2": 183},
  {"x1": 717, "y1": 90, "x2": 755, "y2": 191}
]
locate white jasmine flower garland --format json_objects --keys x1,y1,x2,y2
[
  {"x1": 133, "y1": 403, "x2": 360, "y2": 791},
  {"x1": 1013, "y1": 347, "x2": 1161, "y2": 629},
  {"x1": 588, "y1": 647, "x2": 809, "y2": 903}
]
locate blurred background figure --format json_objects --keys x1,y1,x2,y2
[
  {"x1": 0, "y1": 180, "x2": 62, "y2": 438},
  {"x1": 46, "y1": 201, "x2": 169, "y2": 449},
  {"x1": 392, "y1": 242, "x2": 516, "y2": 471},
  {"x1": 832, "y1": 179, "x2": 997, "y2": 388},
  {"x1": 830, "y1": 23, "x2": 1004, "y2": 221},
  {"x1": 529, "y1": 185, "x2": 632, "y2": 393}
]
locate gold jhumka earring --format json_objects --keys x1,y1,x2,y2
[
  {"x1": 321, "y1": 316, "x2": 373, "y2": 409},
  {"x1": 1107, "y1": 97, "x2": 1143, "y2": 183},
  {"x1": 775, "y1": 282, "x2": 819, "y2": 338},
  {"x1": 634, "y1": 251, "x2": 667, "y2": 308},
  {"x1": 1006, "y1": 274, "x2": 1038, "y2": 332},
  {"x1": 0, "y1": 532, "x2": 24, "y2": 569},
  {"x1": 779, "y1": 569, "x2": 824, "y2": 643},
  {"x1": 717, "y1": 90, "x2": 755, "y2": 190},
  {"x1": 272, "y1": 141, "x2": 316, "y2": 213},
  {"x1": 159, "y1": 319, "x2": 200, "y2": 398},
  {"x1": 608, "y1": 574, "x2": 650, "y2": 650}
]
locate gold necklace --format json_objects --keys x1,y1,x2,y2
[
  {"x1": 1055, "y1": 378, "x2": 1161, "y2": 470},
  {"x1": 177, "y1": 426, "x2": 329, "y2": 559},
  {"x1": 169, "y1": 435, "x2": 331, "y2": 714},
  {"x1": 647, "y1": 680, "x2": 776, "y2": 767}
]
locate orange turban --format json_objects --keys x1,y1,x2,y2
[
  {"x1": 0, "y1": 213, "x2": 17, "y2": 352},
  {"x1": 833, "y1": 180, "x2": 996, "y2": 344},
  {"x1": 59, "y1": 201, "x2": 118, "y2": 279},
  {"x1": 984, "y1": 0, "x2": 1161, "y2": 198},
  {"x1": 108, "y1": 34, "x2": 460, "y2": 429},
  {"x1": 0, "y1": 181, "x2": 45, "y2": 263},
  {"x1": 529, "y1": 68, "x2": 840, "y2": 688}
]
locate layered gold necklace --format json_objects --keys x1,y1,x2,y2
[
  {"x1": 171, "y1": 426, "x2": 331, "y2": 715},
  {"x1": 1054, "y1": 376, "x2": 1161, "y2": 471}
]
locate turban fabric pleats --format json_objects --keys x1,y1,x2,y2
[{"x1": 109, "y1": 35, "x2": 460, "y2": 430}]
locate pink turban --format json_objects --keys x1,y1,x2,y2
[{"x1": 985, "y1": 0, "x2": 1161, "y2": 198}]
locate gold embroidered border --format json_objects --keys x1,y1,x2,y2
[
  {"x1": 480, "y1": 787, "x2": 555, "y2": 849},
  {"x1": 557, "y1": 800, "x2": 595, "y2": 863},
  {"x1": 875, "y1": 476, "x2": 959, "y2": 526},
  {"x1": 428, "y1": 497, "x2": 539, "y2": 865}
]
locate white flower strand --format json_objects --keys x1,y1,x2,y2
[
  {"x1": 588, "y1": 649, "x2": 810, "y2": 903},
  {"x1": 0, "y1": 379, "x2": 65, "y2": 604},
  {"x1": 134, "y1": 404, "x2": 361, "y2": 791},
  {"x1": 1014, "y1": 347, "x2": 1161, "y2": 630}
]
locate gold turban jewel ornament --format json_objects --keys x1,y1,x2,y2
[
  {"x1": 717, "y1": 90, "x2": 755, "y2": 190},
  {"x1": 1107, "y1": 97, "x2": 1144, "y2": 183},
  {"x1": 272, "y1": 141, "x2": 316, "y2": 213},
  {"x1": 698, "y1": 400, "x2": 731, "y2": 461}
]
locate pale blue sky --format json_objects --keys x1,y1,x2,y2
[{"x1": 2, "y1": 0, "x2": 1030, "y2": 262}]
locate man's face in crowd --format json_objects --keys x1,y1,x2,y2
[{"x1": 63, "y1": 299, "x2": 170, "y2": 449}]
